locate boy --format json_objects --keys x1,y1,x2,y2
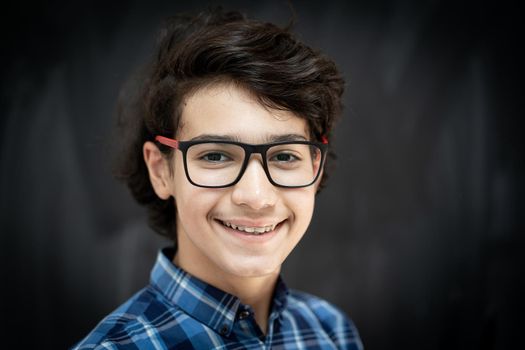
[{"x1": 73, "y1": 8, "x2": 363, "y2": 349}]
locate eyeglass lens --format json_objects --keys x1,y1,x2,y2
[{"x1": 185, "y1": 142, "x2": 322, "y2": 187}]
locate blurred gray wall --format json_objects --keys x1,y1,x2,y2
[{"x1": 1, "y1": 0, "x2": 523, "y2": 349}]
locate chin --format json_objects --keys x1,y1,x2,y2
[{"x1": 223, "y1": 256, "x2": 282, "y2": 278}]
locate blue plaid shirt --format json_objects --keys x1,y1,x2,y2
[{"x1": 72, "y1": 248, "x2": 363, "y2": 349}]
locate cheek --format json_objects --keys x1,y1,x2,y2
[
  {"x1": 173, "y1": 174, "x2": 223, "y2": 229},
  {"x1": 171, "y1": 153, "x2": 191, "y2": 200},
  {"x1": 286, "y1": 188, "x2": 317, "y2": 227},
  {"x1": 174, "y1": 181, "x2": 209, "y2": 220},
  {"x1": 172, "y1": 156, "x2": 198, "y2": 224}
]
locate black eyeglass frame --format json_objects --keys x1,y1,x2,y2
[{"x1": 155, "y1": 136, "x2": 328, "y2": 189}]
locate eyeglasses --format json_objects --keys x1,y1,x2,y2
[{"x1": 155, "y1": 135, "x2": 328, "y2": 188}]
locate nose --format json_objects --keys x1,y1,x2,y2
[{"x1": 231, "y1": 157, "x2": 277, "y2": 210}]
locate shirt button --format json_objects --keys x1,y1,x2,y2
[
  {"x1": 219, "y1": 325, "x2": 229, "y2": 335},
  {"x1": 238, "y1": 310, "x2": 250, "y2": 320}
]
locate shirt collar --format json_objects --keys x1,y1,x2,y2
[{"x1": 150, "y1": 247, "x2": 289, "y2": 336}]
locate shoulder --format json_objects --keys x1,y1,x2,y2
[
  {"x1": 285, "y1": 290, "x2": 363, "y2": 349},
  {"x1": 287, "y1": 290, "x2": 354, "y2": 326},
  {"x1": 70, "y1": 286, "x2": 181, "y2": 350}
]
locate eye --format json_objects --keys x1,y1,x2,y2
[
  {"x1": 201, "y1": 152, "x2": 231, "y2": 162},
  {"x1": 270, "y1": 152, "x2": 299, "y2": 163}
]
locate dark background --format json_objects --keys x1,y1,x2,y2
[{"x1": 1, "y1": 0, "x2": 523, "y2": 349}]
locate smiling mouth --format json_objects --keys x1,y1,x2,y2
[{"x1": 218, "y1": 220, "x2": 281, "y2": 235}]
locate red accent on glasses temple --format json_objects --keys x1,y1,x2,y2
[
  {"x1": 155, "y1": 136, "x2": 179, "y2": 149},
  {"x1": 321, "y1": 135, "x2": 329, "y2": 144}
]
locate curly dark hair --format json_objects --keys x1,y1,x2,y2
[{"x1": 115, "y1": 8, "x2": 345, "y2": 242}]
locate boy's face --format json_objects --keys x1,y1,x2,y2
[{"x1": 165, "y1": 83, "x2": 319, "y2": 282}]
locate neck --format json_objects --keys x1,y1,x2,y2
[
  {"x1": 225, "y1": 275, "x2": 278, "y2": 334},
  {"x1": 173, "y1": 252, "x2": 279, "y2": 335}
]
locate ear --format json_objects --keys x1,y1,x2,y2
[{"x1": 143, "y1": 141, "x2": 173, "y2": 200}]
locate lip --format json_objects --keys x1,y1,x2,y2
[{"x1": 214, "y1": 218, "x2": 285, "y2": 243}]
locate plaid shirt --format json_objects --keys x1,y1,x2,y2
[{"x1": 72, "y1": 248, "x2": 363, "y2": 349}]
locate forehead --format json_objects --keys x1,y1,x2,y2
[{"x1": 178, "y1": 83, "x2": 309, "y2": 142}]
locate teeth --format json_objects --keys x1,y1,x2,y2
[{"x1": 223, "y1": 221, "x2": 277, "y2": 235}]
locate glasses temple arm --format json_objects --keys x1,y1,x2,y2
[{"x1": 155, "y1": 136, "x2": 179, "y2": 149}]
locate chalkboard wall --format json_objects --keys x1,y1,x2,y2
[{"x1": 1, "y1": 1, "x2": 523, "y2": 349}]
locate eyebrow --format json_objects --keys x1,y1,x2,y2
[{"x1": 189, "y1": 133, "x2": 308, "y2": 143}]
